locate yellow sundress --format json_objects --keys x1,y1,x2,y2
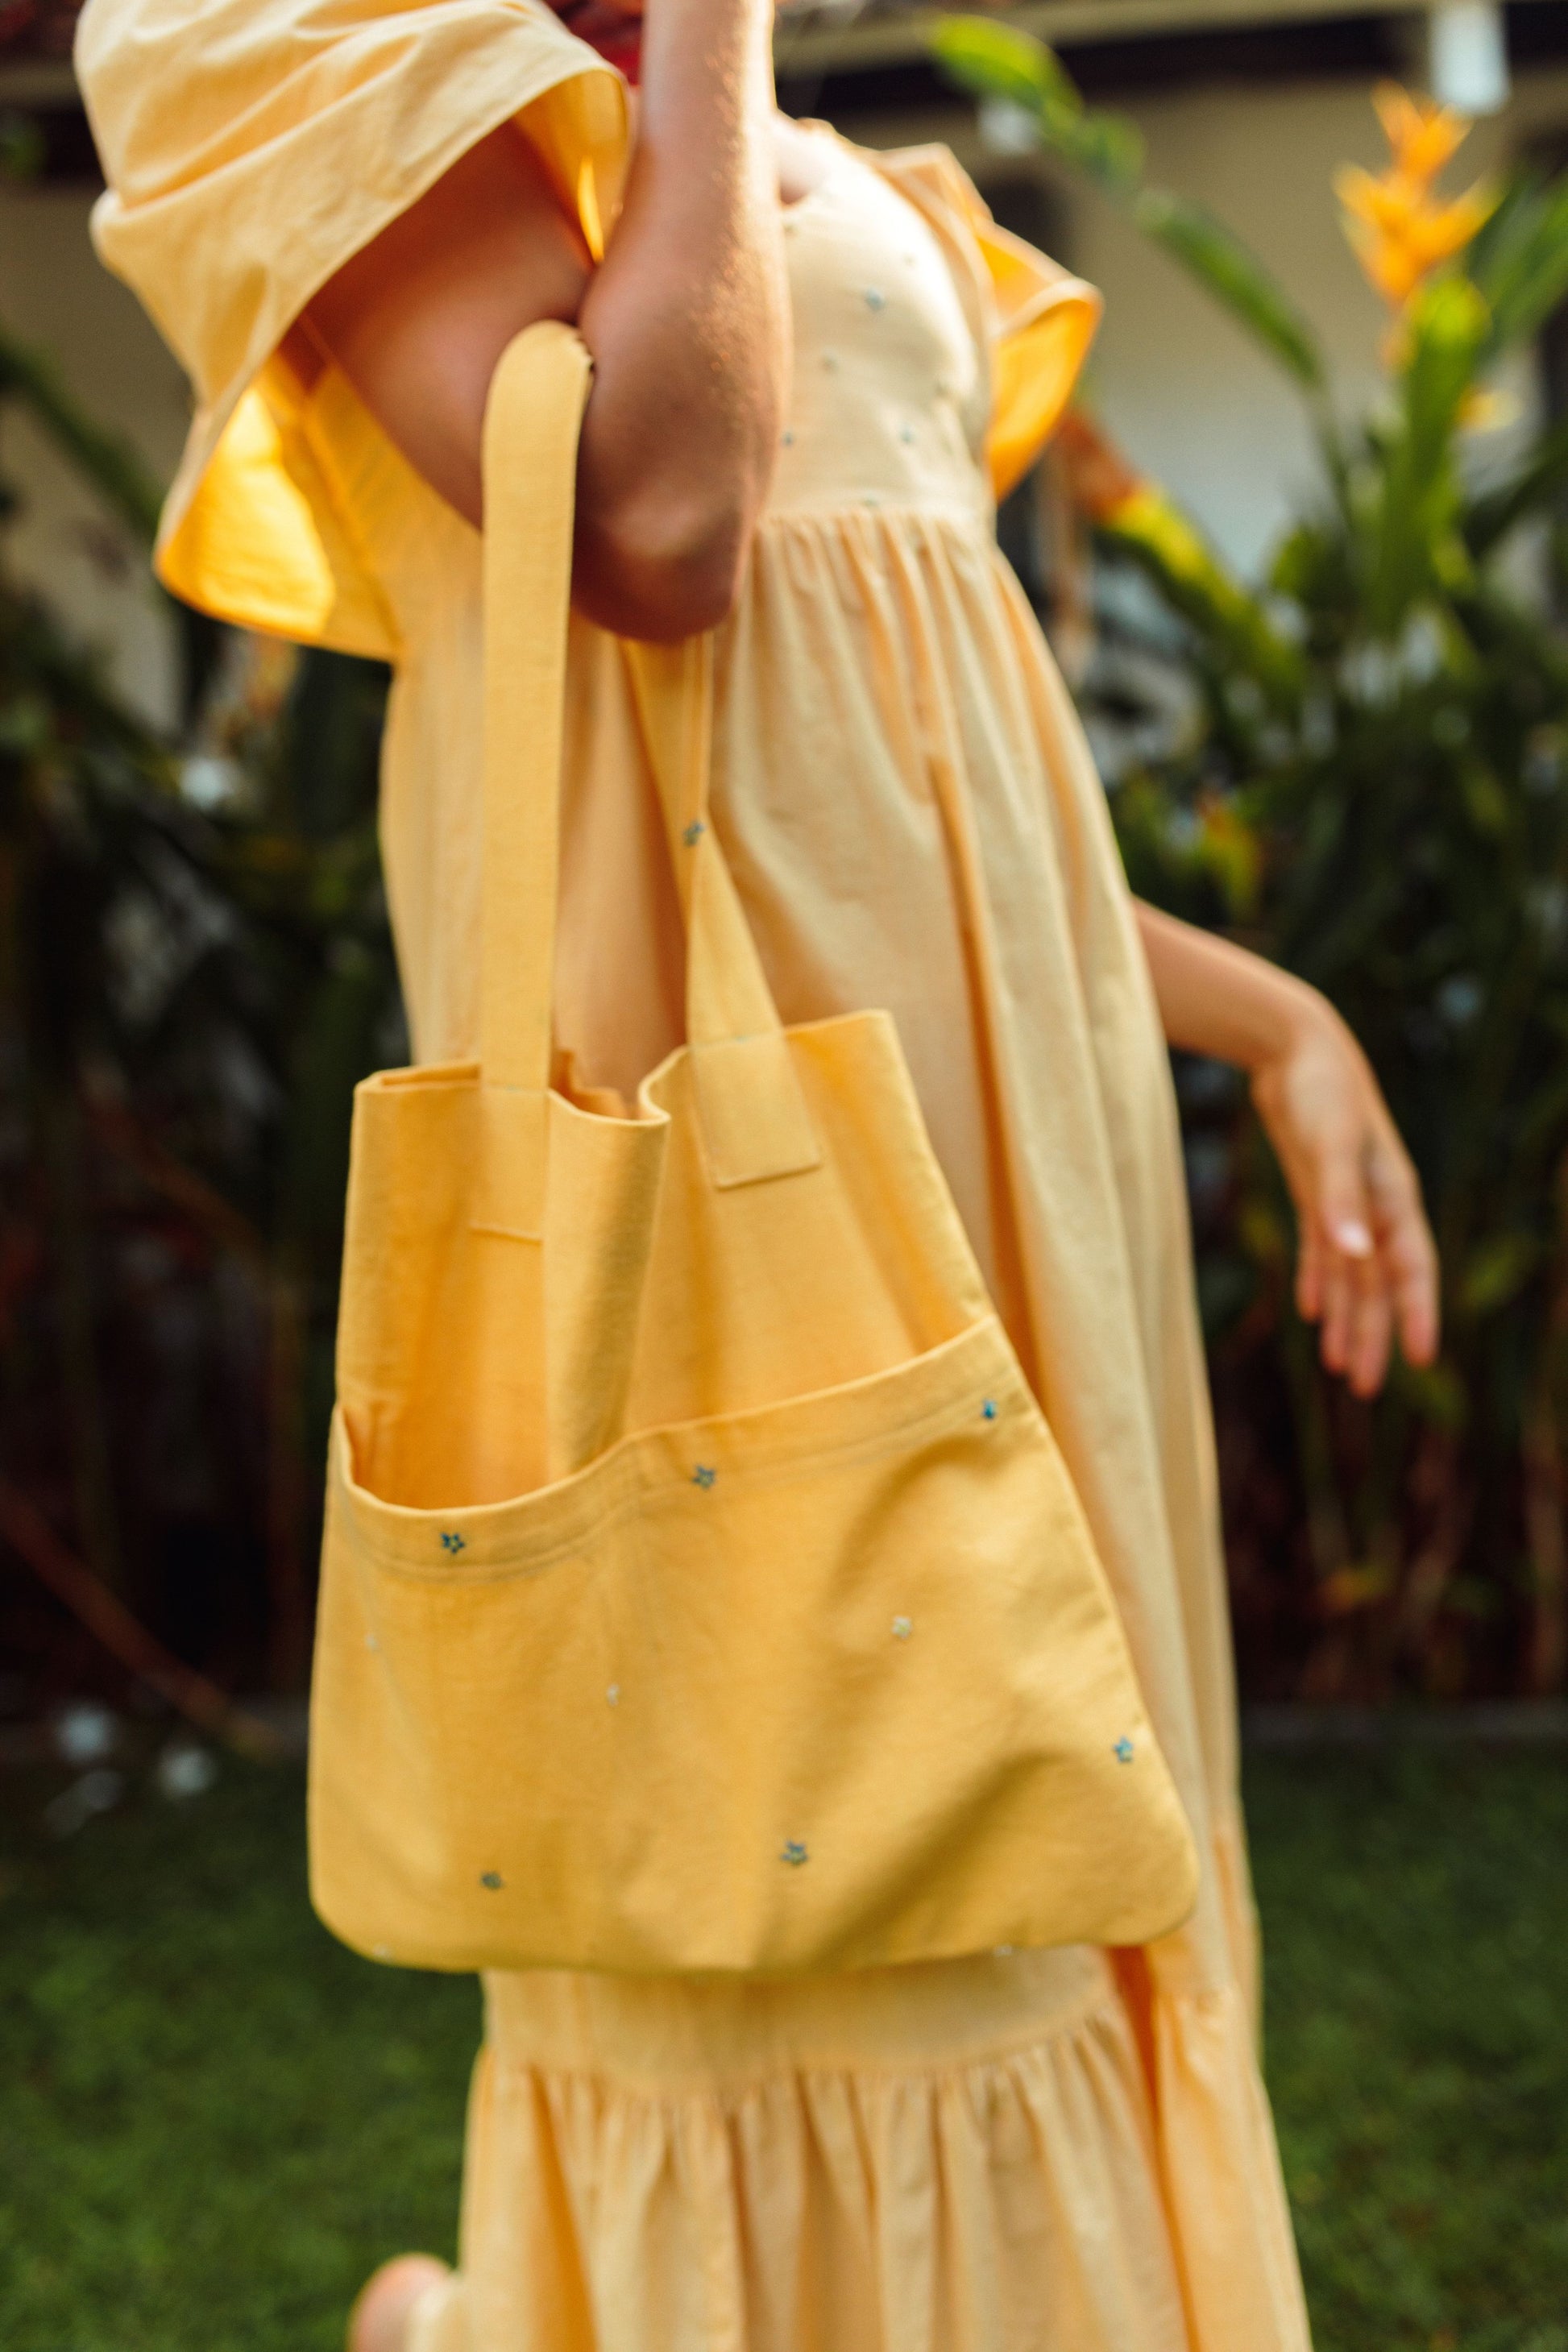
[{"x1": 76, "y1": 2, "x2": 1313, "y2": 2345}]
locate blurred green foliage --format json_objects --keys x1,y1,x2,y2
[
  {"x1": 940, "y1": 23, "x2": 1568, "y2": 1700},
  {"x1": 0, "y1": 316, "x2": 396, "y2": 1696},
  {"x1": 933, "y1": 12, "x2": 1325, "y2": 387},
  {"x1": 13, "y1": 48, "x2": 1568, "y2": 1703}
]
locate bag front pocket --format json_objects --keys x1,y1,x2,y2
[{"x1": 309, "y1": 1314, "x2": 1197, "y2": 1975}]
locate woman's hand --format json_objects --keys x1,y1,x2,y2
[
  {"x1": 1134, "y1": 901, "x2": 1439, "y2": 1396},
  {"x1": 1250, "y1": 1002, "x2": 1439, "y2": 1396}
]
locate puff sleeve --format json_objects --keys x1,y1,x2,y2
[
  {"x1": 867, "y1": 142, "x2": 1101, "y2": 502},
  {"x1": 76, "y1": 0, "x2": 628, "y2": 651}
]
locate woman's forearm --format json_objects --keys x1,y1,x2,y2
[
  {"x1": 576, "y1": 0, "x2": 788, "y2": 633},
  {"x1": 1134, "y1": 898, "x2": 1440, "y2": 1379},
  {"x1": 306, "y1": 0, "x2": 787, "y2": 640},
  {"x1": 1134, "y1": 898, "x2": 1333, "y2": 1071}
]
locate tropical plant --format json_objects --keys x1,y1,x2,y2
[
  {"x1": 937, "y1": 23, "x2": 1568, "y2": 1700},
  {"x1": 0, "y1": 313, "x2": 396, "y2": 1729}
]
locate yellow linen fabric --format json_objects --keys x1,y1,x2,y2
[
  {"x1": 77, "y1": 1, "x2": 1313, "y2": 2341},
  {"x1": 79, "y1": 0, "x2": 627, "y2": 650},
  {"x1": 78, "y1": 0, "x2": 1089, "y2": 651}
]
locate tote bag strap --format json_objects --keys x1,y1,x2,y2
[
  {"x1": 479, "y1": 321, "x2": 587, "y2": 1101},
  {"x1": 628, "y1": 637, "x2": 820, "y2": 1184},
  {"x1": 478, "y1": 321, "x2": 819, "y2": 1209}
]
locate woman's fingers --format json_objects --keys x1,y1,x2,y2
[
  {"x1": 1282, "y1": 1090, "x2": 1401, "y2": 1388},
  {"x1": 1367, "y1": 1138, "x2": 1441, "y2": 1367},
  {"x1": 1299, "y1": 1122, "x2": 1439, "y2": 1389},
  {"x1": 1253, "y1": 1022, "x2": 1439, "y2": 1392},
  {"x1": 1306, "y1": 1110, "x2": 1375, "y2": 1375}
]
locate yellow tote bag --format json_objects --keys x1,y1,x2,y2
[{"x1": 308, "y1": 320, "x2": 1199, "y2": 1976}]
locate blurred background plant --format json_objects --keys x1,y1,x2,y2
[
  {"x1": 0, "y1": 310, "x2": 397, "y2": 1730},
  {"x1": 942, "y1": 19, "x2": 1568, "y2": 1702},
  {"x1": 11, "y1": 35, "x2": 1568, "y2": 1719}
]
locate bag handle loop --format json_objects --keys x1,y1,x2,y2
[
  {"x1": 478, "y1": 322, "x2": 819, "y2": 1188},
  {"x1": 626, "y1": 637, "x2": 821, "y2": 1182},
  {"x1": 479, "y1": 321, "x2": 587, "y2": 1095}
]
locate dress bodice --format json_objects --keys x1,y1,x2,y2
[{"x1": 769, "y1": 136, "x2": 993, "y2": 531}]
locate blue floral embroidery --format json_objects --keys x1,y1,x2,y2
[
  {"x1": 1114, "y1": 1737, "x2": 1135, "y2": 1764},
  {"x1": 480, "y1": 1870, "x2": 504, "y2": 1889},
  {"x1": 782, "y1": 1840, "x2": 809, "y2": 1867},
  {"x1": 691, "y1": 1465, "x2": 717, "y2": 1491},
  {"x1": 682, "y1": 820, "x2": 706, "y2": 846},
  {"x1": 440, "y1": 1530, "x2": 467, "y2": 1555},
  {"x1": 981, "y1": 1399, "x2": 998, "y2": 1421}
]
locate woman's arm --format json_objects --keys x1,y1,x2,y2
[
  {"x1": 1135, "y1": 900, "x2": 1440, "y2": 1397},
  {"x1": 305, "y1": 0, "x2": 787, "y2": 640}
]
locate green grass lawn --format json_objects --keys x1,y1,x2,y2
[
  {"x1": 1246, "y1": 1748, "x2": 1568, "y2": 2352},
  {"x1": 2, "y1": 1745, "x2": 1566, "y2": 2351}
]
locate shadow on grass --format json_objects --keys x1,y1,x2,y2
[{"x1": 2, "y1": 1745, "x2": 1566, "y2": 2349}]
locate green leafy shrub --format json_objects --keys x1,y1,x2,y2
[
  {"x1": 0, "y1": 318, "x2": 396, "y2": 1703},
  {"x1": 939, "y1": 23, "x2": 1568, "y2": 1699}
]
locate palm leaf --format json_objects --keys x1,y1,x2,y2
[
  {"x1": 1132, "y1": 189, "x2": 1324, "y2": 389},
  {"x1": 1466, "y1": 412, "x2": 1568, "y2": 555},
  {"x1": 927, "y1": 15, "x2": 1050, "y2": 110},
  {"x1": 930, "y1": 16, "x2": 1144, "y2": 190},
  {"x1": 1100, "y1": 485, "x2": 1305, "y2": 701},
  {"x1": 931, "y1": 16, "x2": 1323, "y2": 391},
  {"x1": 1468, "y1": 174, "x2": 1568, "y2": 358}
]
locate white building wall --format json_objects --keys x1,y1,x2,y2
[
  {"x1": 1070, "y1": 77, "x2": 1397, "y2": 575},
  {"x1": 0, "y1": 176, "x2": 189, "y2": 723}
]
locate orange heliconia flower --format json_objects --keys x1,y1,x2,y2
[
  {"x1": 1373, "y1": 81, "x2": 1467, "y2": 184},
  {"x1": 1335, "y1": 81, "x2": 1495, "y2": 311}
]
